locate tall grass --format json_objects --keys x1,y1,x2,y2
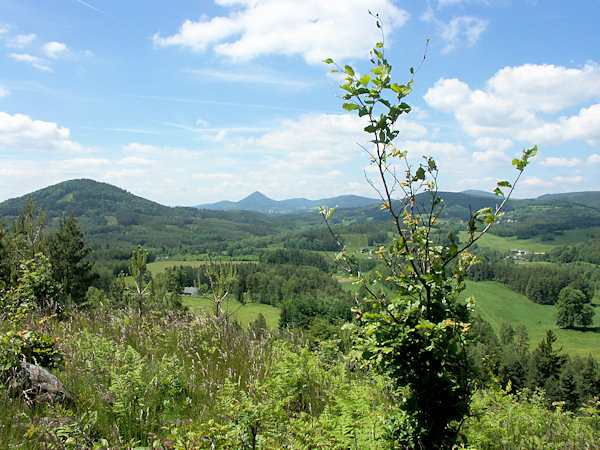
[{"x1": 0, "y1": 307, "x2": 394, "y2": 447}]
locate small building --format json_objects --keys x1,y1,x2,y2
[{"x1": 183, "y1": 287, "x2": 198, "y2": 296}]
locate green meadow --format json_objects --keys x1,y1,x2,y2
[
  {"x1": 146, "y1": 259, "x2": 209, "y2": 274},
  {"x1": 182, "y1": 295, "x2": 281, "y2": 330},
  {"x1": 464, "y1": 281, "x2": 600, "y2": 359},
  {"x1": 459, "y1": 226, "x2": 600, "y2": 253}
]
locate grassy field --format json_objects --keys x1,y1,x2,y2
[
  {"x1": 147, "y1": 260, "x2": 208, "y2": 274},
  {"x1": 459, "y1": 226, "x2": 600, "y2": 254},
  {"x1": 464, "y1": 281, "x2": 600, "y2": 358},
  {"x1": 336, "y1": 275, "x2": 361, "y2": 293},
  {"x1": 147, "y1": 259, "x2": 258, "y2": 275},
  {"x1": 182, "y1": 295, "x2": 281, "y2": 330}
]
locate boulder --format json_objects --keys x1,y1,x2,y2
[{"x1": 8, "y1": 361, "x2": 74, "y2": 406}]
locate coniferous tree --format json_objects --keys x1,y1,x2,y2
[
  {"x1": 45, "y1": 215, "x2": 97, "y2": 304},
  {"x1": 527, "y1": 330, "x2": 566, "y2": 403}
]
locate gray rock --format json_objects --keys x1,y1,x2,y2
[{"x1": 9, "y1": 361, "x2": 74, "y2": 406}]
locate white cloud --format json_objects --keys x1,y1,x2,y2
[
  {"x1": 105, "y1": 168, "x2": 148, "y2": 179},
  {"x1": 153, "y1": 0, "x2": 409, "y2": 64},
  {"x1": 540, "y1": 157, "x2": 582, "y2": 168},
  {"x1": 473, "y1": 137, "x2": 513, "y2": 152},
  {"x1": 118, "y1": 156, "x2": 157, "y2": 166},
  {"x1": 0, "y1": 86, "x2": 8, "y2": 97},
  {"x1": 421, "y1": 8, "x2": 488, "y2": 53},
  {"x1": 8, "y1": 53, "x2": 52, "y2": 71},
  {"x1": 486, "y1": 63, "x2": 600, "y2": 113},
  {"x1": 43, "y1": 41, "x2": 68, "y2": 59},
  {"x1": 588, "y1": 154, "x2": 600, "y2": 165},
  {"x1": 423, "y1": 78, "x2": 471, "y2": 113},
  {"x1": 400, "y1": 139, "x2": 467, "y2": 160},
  {"x1": 5, "y1": 33, "x2": 36, "y2": 48},
  {"x1": 60, "y1": 157, "x2": 109, "y2": 169},
  {"x1": 553, "y1": 175, "x2": 583, "y2": 184},
  {"x1": 521, "y1": 176, "x2": 553, "y2": 188},
  {"x1": 424, "y1": 63, "x2": 600, "y2": 146},
  {"x1": 185, "y1": 67, "x2": 312, "y2": 88},
  {"x1": 253, "y1": 113, "x2": 365, "y2": 176},
  {"x1": 0, "y1": 112, "x2": 84, "y2": 153},
  {"x1": 123, "y1": 142, "x2": 205, "y2": 160},
  {"x1": 471, "y1": 149, "x2": 509, "y2": 164}
]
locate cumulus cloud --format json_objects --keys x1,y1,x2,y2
[
  {"x1": 256, "y1": 113, "x2": 365, "y2": 169},
  {"x1": 0, "y1": 112, "x2": 84, "y2": 152},
  {"x1": 473, "y1": 137, "x2": 513, "y2": 152},
  {"x1": 60, "y1": 157, "x2": 109, "y2": 169},
  {"x1": 8, "y1": 53, "x2": 52, "y2": 71},
  {"x1": 400, "y1": 139, "x2": 467, "y2": 160},
  {"x1": 553, "y1": 175, "x2": 583, "y2": 184},
  {"x1": 487, "y1": 63, "x2": 600, "y2": 113},
  {"x1": 424, "y1": 63, "x2": 600, "y2": 146},
  {"x1": 42, "y1": 41, "x2": 68, "y2": 59},
  {"x1": 540, "y1": 157, "x2": 582, "y2": 168},
  {"x1": 521, "y1": 176, "x2": 553, "y2": 188},
  {"x1": 118, "y1": 156, "x2": 157, "y2": 166},
  {"x1": 153, "y1": 0, "x2": 409, "y2": 64},
  {"x1": 0, "y1": 86, "x2": 8, "y2": 97},
  {"x1": 588, "y1": 154, "x2": 600, "y2": 165},
  {"x1": 421, "y1": 8, "x2": 488, "y2": 53}
]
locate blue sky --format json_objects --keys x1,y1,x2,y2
[{"x1": 1, "y1": 0, "x2": 599, "y2": 206}]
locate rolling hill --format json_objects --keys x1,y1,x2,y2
[
  {"x1": 1, "y1": 179, "x2": 599, "y2": 258},
  {"x1": 0, "y1": 179, "x2": 289, "y2": 254},
  {"x1": 195, "y1": 190, "x2": 381, "y2": 214}
]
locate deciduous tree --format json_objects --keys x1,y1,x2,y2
[
  {"x1": 556, "y1": 286, "x2": 594, "y2": 328},
  {"x1": 324, "y1": 15, "x2": 536, "y2": 447}
]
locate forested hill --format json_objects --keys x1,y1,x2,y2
[
  {"x1": 1, "y1": 179, "x2": 599, "y2": 256},
  {"x1": 536, "y1": 191, "x2": 600, "y2": 210},
  {"x1": 0, "y1": 179, "x2": 288, "y2": 254},
  {"x1": 0, "y1": 179, "x2": 174, "y2": 220},
  {"x1": 0, "y1": 179, "x2": 275, "y2": 226}
]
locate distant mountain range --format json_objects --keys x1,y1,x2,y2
[
  {"x1": 1, "y1": 179, "x2": 599, "y2": 256},
  {"x1": 1, "y1": 179, "x2": 599, "y2": 232},
  {"x1": 195, "y1": 191, "x2": 381, "y2": 214}
]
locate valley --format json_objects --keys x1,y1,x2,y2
[{"x1": 1, "y1": 178, "x2": 600, "y2": 447}]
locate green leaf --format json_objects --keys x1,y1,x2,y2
[
  {"x1": 497, "y1": 181, "x2": 511, "y2": 188},
  {"x1": 360, "y1": 74, "x2": 372, "y2": 86},
  {"x1": 343, "y1": 103, "x2": 359, "y2": 111},
  {"x1": 371, "y1": 67, "x2": 382, "y2": 75},
  {"x1": 344, "y1": 65, "x2": 355, "y2": 76},
  {"x1": 323, "y1": 58, "x2": 334, "y2": 64},
  {"x1": 415, "y1": 167, "x2": 426, "y2": 180},
  {"x1": 376, "y1": 42, "x2": 384, "y2": 48}
]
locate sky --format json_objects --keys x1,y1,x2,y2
[{"x1": 1, "y1": 0, "x2": 599, "y2": 206}]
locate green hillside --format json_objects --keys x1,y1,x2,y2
[
  {"x1": 465, "y1": 281, "x2": 600, "y2": 358},
  {"x1": 0, "y1": 179, "x2": 293, "y2": 255},
  {"x1": 537, "y1": 191, "x2": 600, "y2": 210}
]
